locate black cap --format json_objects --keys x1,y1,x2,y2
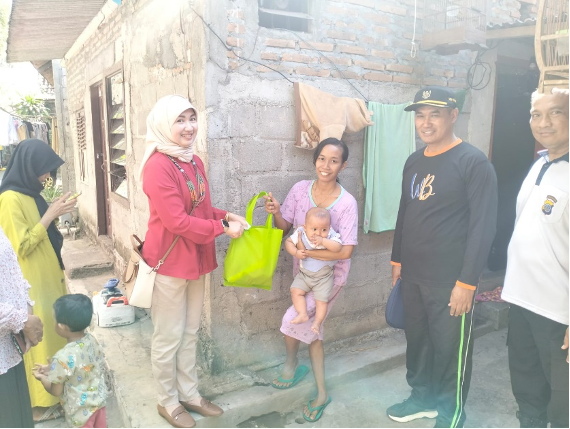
[{"x1": 404, "y1": 86, "x2": 458, "y2": 112}]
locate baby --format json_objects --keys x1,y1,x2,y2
[{"x1": 285, "y1": 207, "x2": 342, "y2": 334}]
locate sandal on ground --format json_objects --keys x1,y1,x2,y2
[
  {"x1": 33, "y1": 404, "x2": 64, "y2": 423},
  {"x1": 270, "y1": 365, "x2": 310, "y2": 389},
  {"x1": 303, "y1": 396, "x2": 332, "y2": 422}
]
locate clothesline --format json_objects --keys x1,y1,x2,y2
[
  {"x1": 0, "y1": 107, "x2": 51, "y2": 148},
  {"x1": 0, "y1": 106, "x2": 48, "y2": 123}
]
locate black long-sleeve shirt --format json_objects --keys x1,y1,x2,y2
[{"x1": 391, "y1": 141, "x2": 498, "y2": 288}]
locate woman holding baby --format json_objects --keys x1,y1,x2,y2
[{"x1": 264, "y1": 137, "x2": 358, "y2": 422}]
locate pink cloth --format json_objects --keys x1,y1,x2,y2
[
  {"x1": 279, "y1": 180, "x2": 358, "y2": 344},
  {"x1": 81, "y1": 407, "x2": 107, "y2": 428}
]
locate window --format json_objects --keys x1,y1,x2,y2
[
  {"x1": 106, "y1": 72, "x2": 127, "y2": 198},
  {"x1": 258, "y1": 0, "x2": 312, "y2": 32},
  {"x1": 76, "y1": 111, "x2": 87, "y2": 182}
]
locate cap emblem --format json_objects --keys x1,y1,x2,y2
[{"x1": 422, "y1": 90, "x2": 431, "y2": 99}]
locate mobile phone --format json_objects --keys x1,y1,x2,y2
[
  {"x1": 67, "y1": 191, "x2": 82, "y2": 201},
  {"x1": 11, "y1": 331, "x2": 26, "y2": 356}
]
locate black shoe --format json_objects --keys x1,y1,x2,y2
[
  {"x1": 387, "y1": 397, "x2": 438, "y2": 423},
  {"x1": 516, "y1": 411, "x2": 547, "y2": 428}
]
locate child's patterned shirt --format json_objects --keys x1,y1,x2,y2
[{"x1": 47, "y1": 333, "x2": 107, "y2": 427}]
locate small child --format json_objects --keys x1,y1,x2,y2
[
  {"x1": 285, "y1": 207, "x2": 342, "y2": 334},
  {"x1": 33, "y1": 294, "x2": 107, "y2": 428}
]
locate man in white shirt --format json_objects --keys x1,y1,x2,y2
[{"x1": 501, "y1": 88, "x2": 569, "y2": 428}]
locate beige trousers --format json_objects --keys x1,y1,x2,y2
[{"x1": 151, "y1": 273, "x2": 205, "y2": 407}]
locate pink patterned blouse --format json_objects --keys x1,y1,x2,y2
[
  {"x1": 0, "y1": 226, "x2": 33, "y2": 374},
  {"x1": 279, "y1": 180, "x2": 358, "y2": 344}
]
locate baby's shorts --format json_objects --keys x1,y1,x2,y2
[{"x1": 290, "y1": 265, "x2": 334, "y2": 302}]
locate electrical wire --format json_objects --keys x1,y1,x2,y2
[
  {"x1": 273, "y1": 27, "x2": 370, "y2": 102},
  {"x1": 410, "y1": 0, "x2": 418, "y2": 58},
  {"x1": 189, "y1": 7, "x2": 369, "y2": 101},
  {"x1": 191, "y1": 7, "x2": 294, "y2": 83},
  {"x1": 466, "y1": 41, "x2": 501, "y2": 91}
]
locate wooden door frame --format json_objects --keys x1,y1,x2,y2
[{"x1": 90, "y1": 83, "x2": 112, "y2": 236}]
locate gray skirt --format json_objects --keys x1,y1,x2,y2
[{"x1": 0, "y1": 360, "x2": 34, "y2": 428}]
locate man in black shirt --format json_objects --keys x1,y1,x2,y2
[{"x1": 387, "y1": 87, "x2": 498, "y2": 428}]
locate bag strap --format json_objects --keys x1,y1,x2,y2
[
  {"x1": 153, "y1": 235, "x2": 180, "y2": 271},
  {"x1": 151, "y1": 193, "x2": 201, "y2": 271}
]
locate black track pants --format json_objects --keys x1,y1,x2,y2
[
  {"x1": 402, "y1": 279, "x2": 475, "y2": 427},
  {"x1": 507, "y1": 305, "x2": 569, "y2": 428}
]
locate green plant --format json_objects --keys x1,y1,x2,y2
[
  {"x1": 11, "y1": 95, "x2": 51, "y2": 121},
  {"x1": 40, "y1": 176, "x2": 62, "y2": 203}
]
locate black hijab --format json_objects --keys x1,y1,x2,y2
[{"x1": 0, "y1": 139, "x2": 66, "y2": 269}]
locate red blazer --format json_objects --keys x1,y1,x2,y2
[{"x1": 142, "y1": 152, "x2": 226, "y2": 279}]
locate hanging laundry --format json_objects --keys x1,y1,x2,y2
[
  {"x1": 17, "y1": 122, "x2": 29, "y2": 141},
  {"x1": 0, "y1": 109, "x2": 19, "y2": 145},
  {"x1": 362, "y1": 102, "x2": 415, "y2": 233},
  {"x1": 294, "y1": 82, "x2": 373, "y2": 149}
]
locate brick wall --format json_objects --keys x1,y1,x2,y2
[
  {"x1": 202, "y1": 0, "x2": 494, "y2": 374},
  {"x1": 64, "y1": 3, "x2": 126, "y2": 247},
  {"x1": 66, "y1": 6, "x2": 124, "y2": 113},
  {"x1": 223, "y1": 0, "x2": 474, "y2": 89}
]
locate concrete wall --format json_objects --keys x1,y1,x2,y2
[{"x1": 199, "y1": 0, "x2": 497, "y2": 374}]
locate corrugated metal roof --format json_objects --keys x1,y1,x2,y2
[
  {"x1": 487, "y1": 17, "x2": 537, "y2": 30},
  {"x1": 6, "y1": 0, "x2": 107, "y2": 62}
]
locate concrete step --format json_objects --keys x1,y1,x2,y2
[
  {"x1": 62, "y1": 238, "x2": 114, "y2": 279},
  {"x1": 474, "y1": 300, "x2": 510, "y2": 331},
  {"x1": 478, "y1": 269, "x2": 505, "y2": 293},
  {"x1": 65, "y1": 269, "x2": 500, "y2": 429}
]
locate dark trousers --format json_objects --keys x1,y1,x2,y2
[
  {"x1": 507, "y1": 305, "x2": 569, "y2": 428},
  {"x1": 402, "y1": 279, "x2": 475, "y2": 427},
  {"x1": 0, "y1": 360, "x2": 34, "y2": 428}
]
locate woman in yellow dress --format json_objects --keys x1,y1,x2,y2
[{"x1": 0, "y1": 139, "x2": 76, "y2": 422}]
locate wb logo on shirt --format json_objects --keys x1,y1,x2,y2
[{"x1": 411, "y1": 173, "x2": 435, "y2": 201}]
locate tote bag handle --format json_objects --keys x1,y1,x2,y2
[{"x1": 245, "y1": 191, "x2": 273, "y2": 229}]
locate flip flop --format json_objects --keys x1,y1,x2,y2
[
  {"x1": 270, "y1": 364, "x2": 310, "y2": 389},
  {"x1": 303, "y1": 396, "x2": 332, "y2": 422}
]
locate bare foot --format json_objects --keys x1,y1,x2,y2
[
  {"x1": 291, "y1": 313, "x2": 309, "y2": 324},
  {"x1": 311, "y1": 321, "x2": 322, "y2": 334}
]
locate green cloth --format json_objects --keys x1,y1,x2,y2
[{"x1": 363, "y1": 102, "x2": 415, "y2": 233}]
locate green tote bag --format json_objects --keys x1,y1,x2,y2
[{"x1": 223, "y1": 191, "x2": 283, "y2": 290}]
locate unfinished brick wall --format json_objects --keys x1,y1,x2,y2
[
  {"x1": 66, "y1": 6, "x2": 125, "y2": 113},
  {"x1": 223, "y1": 0, "x2": 473, "y2": 89}
]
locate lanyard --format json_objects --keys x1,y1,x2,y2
[{"x1": 167, "y1": 156, "x2": 206, "y2": 209}]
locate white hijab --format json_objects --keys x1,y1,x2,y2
[{"x1": 138, "y1": 95, "x2": 196, "y2": 181}]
